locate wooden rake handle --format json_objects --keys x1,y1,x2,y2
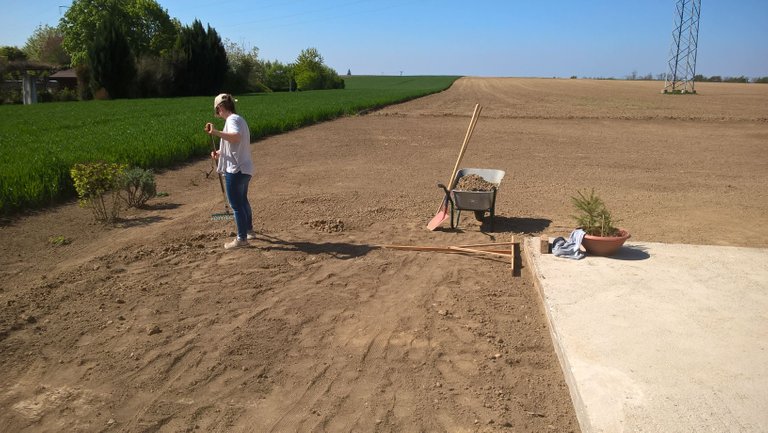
[
  {"x1": 209, "y1": 134, "x2": 230, "y2": 210},
  {"x1": 447, "y1": 104, "x2": 482, "y2": 190}
]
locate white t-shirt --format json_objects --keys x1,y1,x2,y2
[{"x1": 217, "y1": 113, "x2": 253, "y2": 175}]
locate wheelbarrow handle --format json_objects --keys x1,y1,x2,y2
[
  {"x1": 437, "y1": 183, "x2": 454, "y2": 206},
  {"x1": 437, "y1": 183, "x2": 451, "y2": 195}
]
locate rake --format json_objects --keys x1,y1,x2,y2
[{"x1": 208, "y1": 133, "x2": 234, "y2": 221}]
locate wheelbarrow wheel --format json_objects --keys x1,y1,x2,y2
[{"x1": 474, "y1": 210, "x2": 485, "y2": 221}]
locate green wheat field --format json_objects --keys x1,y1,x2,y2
[{"x1": 0, "y1": 75, "x2": 459, "y2": 214}]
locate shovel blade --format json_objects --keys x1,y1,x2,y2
[{"x1": 426, "y1": 201, "x2": 450, "y2": 231}]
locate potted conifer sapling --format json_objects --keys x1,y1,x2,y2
[{"x1": 571, "y1": 189, "x2": 631, "y2": 256}]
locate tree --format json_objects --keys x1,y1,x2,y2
[
  {"x1": 724, "y1": 76, "x2": 748, "y2": 83},
  {"x1": 173, "y1": 20, "x2": 227, "y2": 96},
  {"x1": 124, "y1": 0, "x2": 180, "y2": 56},
  {"x1": 294, "y1": 47, "x2": 324, "y2": 90},
  {"x1": 135, "y1": 55, "x2": 174, "y2": 98},
  {"x1": 23, "y1": 24, "x2": 70, "y2": 65},
  {"x1": 60, "y1": 0, "x2": 178, "y2": 66},
  {"x1": 321, "y1": 65, "x2": 344, "y2": 89},
  {"x1": 292, "y1": 47, "x2": 343, "y2": 91},
  {"x1": 224, "y1": 40, "x2": 266, "y2": 93},
  {"x1": 263, "y1": 60, "x2": 294, "y2": 92},
  {"x1": 88, "y1": 12, "x2": 136, "y2": 99},
  {"x1": 0, "y1": 46, "x2": 27, "y2": 62},
  {"x1": 0, "y1": 47, "x2": 26, "y2": 93}
]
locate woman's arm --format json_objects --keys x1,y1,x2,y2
[{"x1": 206, "y1": 125, "x2": 241, "y2": 143}]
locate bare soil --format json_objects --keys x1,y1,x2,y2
[{"x1": 1, "y1": 78, "x2": 766, "y2": 433}]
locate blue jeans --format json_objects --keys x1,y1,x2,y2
[{"x1": 224, "y1": 172, "x2": 252, "y2": 240}]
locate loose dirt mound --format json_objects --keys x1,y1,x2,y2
[
  {"x1": 304, "y1": 218, "x2": 345, "y2": 233},
  {"x1": 2, "y1": 77, "x2": 766, "y2": 432}
]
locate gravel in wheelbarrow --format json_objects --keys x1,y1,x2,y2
[{"x1": 455, "y1": 174, "x2": 497, "y2": 192}]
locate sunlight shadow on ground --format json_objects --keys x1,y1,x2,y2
[
  {"x1": 609, "y1": 245, "x2": 651, "y2": 261},
  {"x1": 483, "y1": 216, "x2": 551, "y2": 234},
  {"x1": 115, "y1": 215, "x2": 170, "y2": 228},
  {"x1": 141, "y1": 202, "x2": 182, "y2": 211},
  {"x1": 251, "y1": 232, "x2": 375, "y2": 259},
  {"x1": 436, "y1": 216, "x2": 551, "y2": 233}
]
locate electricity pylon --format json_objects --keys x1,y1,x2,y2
[{"x1": 663, "y1": 0, "x2": 702, "y2": 94}]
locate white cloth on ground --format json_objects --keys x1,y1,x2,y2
[{"x1": 552, "y1": 229, "x2": 587, "y2": 260}]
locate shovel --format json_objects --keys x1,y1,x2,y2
[{"x1": 426, "y1": 104, "x2": 482, "y2": 230}]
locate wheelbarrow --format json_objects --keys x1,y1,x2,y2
[{"x1": 438, "y1": 168, "x2": 505, "y2": 231}]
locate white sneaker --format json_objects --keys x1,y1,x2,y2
[
  {"x1": 224, "y1": 238, "x2": 249, "y2": 250},
  {"x1": 246, "y1": 230, "x2": 257, "y2": 240}
]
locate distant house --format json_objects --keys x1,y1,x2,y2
[{"x1": 49, "y1": 68, "x2": 77, "y2": 90}]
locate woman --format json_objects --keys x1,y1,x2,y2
[{"x1": 205, "y1": 93, "x2": 255, "y2": 249}]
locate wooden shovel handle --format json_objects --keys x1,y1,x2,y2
[{"x1": 447, "y1": 104, "x2": 482, "y2": 190}]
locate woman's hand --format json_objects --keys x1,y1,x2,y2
[
  {"x1": 210, "y1": 150, "x2": 219, "y2": 160},
  {"x1": 205, "y1": 123, "x2": 240, "y2": 142}
]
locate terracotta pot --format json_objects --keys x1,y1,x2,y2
[{"x1": 581, "y1": 229, "x2": 631, "y2": 256}]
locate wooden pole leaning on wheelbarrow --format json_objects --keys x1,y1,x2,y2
[{"x1": 427, "y1": 104, "x2": 482, "y2": 230}]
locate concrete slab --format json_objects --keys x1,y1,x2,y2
[{"x1": 524, "y1": 238, "x2": 768, "y2": 433}]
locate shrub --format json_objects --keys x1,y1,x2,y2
[
  {"x1": 0, "y1": 87, "x2": 22, "y2": 104},
  {"x1": 37, "y1": 90, "x2": 54, "y2": 102},
  {"x1": 70, "y1": 162, "x2": 127, "y2": 222},
  {"x1": 48, "y1": 235, "x2": 71, "y2": 246},
  {"x1": 120, "y1": 167, "x2": 156, "y2": 208},
  {"x1": 54, "y1": 87, "x2": 78, "y2": 102}
]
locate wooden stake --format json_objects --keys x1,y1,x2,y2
[
  {"x1": 540, "y1": 237, "x2": 550, "y2": 254},
  {"x1": 511, "y1": 235, "x2": 516, "y2": 271}
]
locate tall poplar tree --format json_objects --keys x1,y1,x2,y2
[
  {"x1": 87, "y1": 13, "x2": 135, "y2": 99},
  {"x1": 173, "y1": 20, "x2": 227, "y2": 96}
]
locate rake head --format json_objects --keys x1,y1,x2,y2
[{"x1": 211, "y1": 212, "x2": 234, "y2": 221}]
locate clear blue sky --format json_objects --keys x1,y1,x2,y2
[{"x1": 1, "y1": 0, "x2": 766, "y2": 78}]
